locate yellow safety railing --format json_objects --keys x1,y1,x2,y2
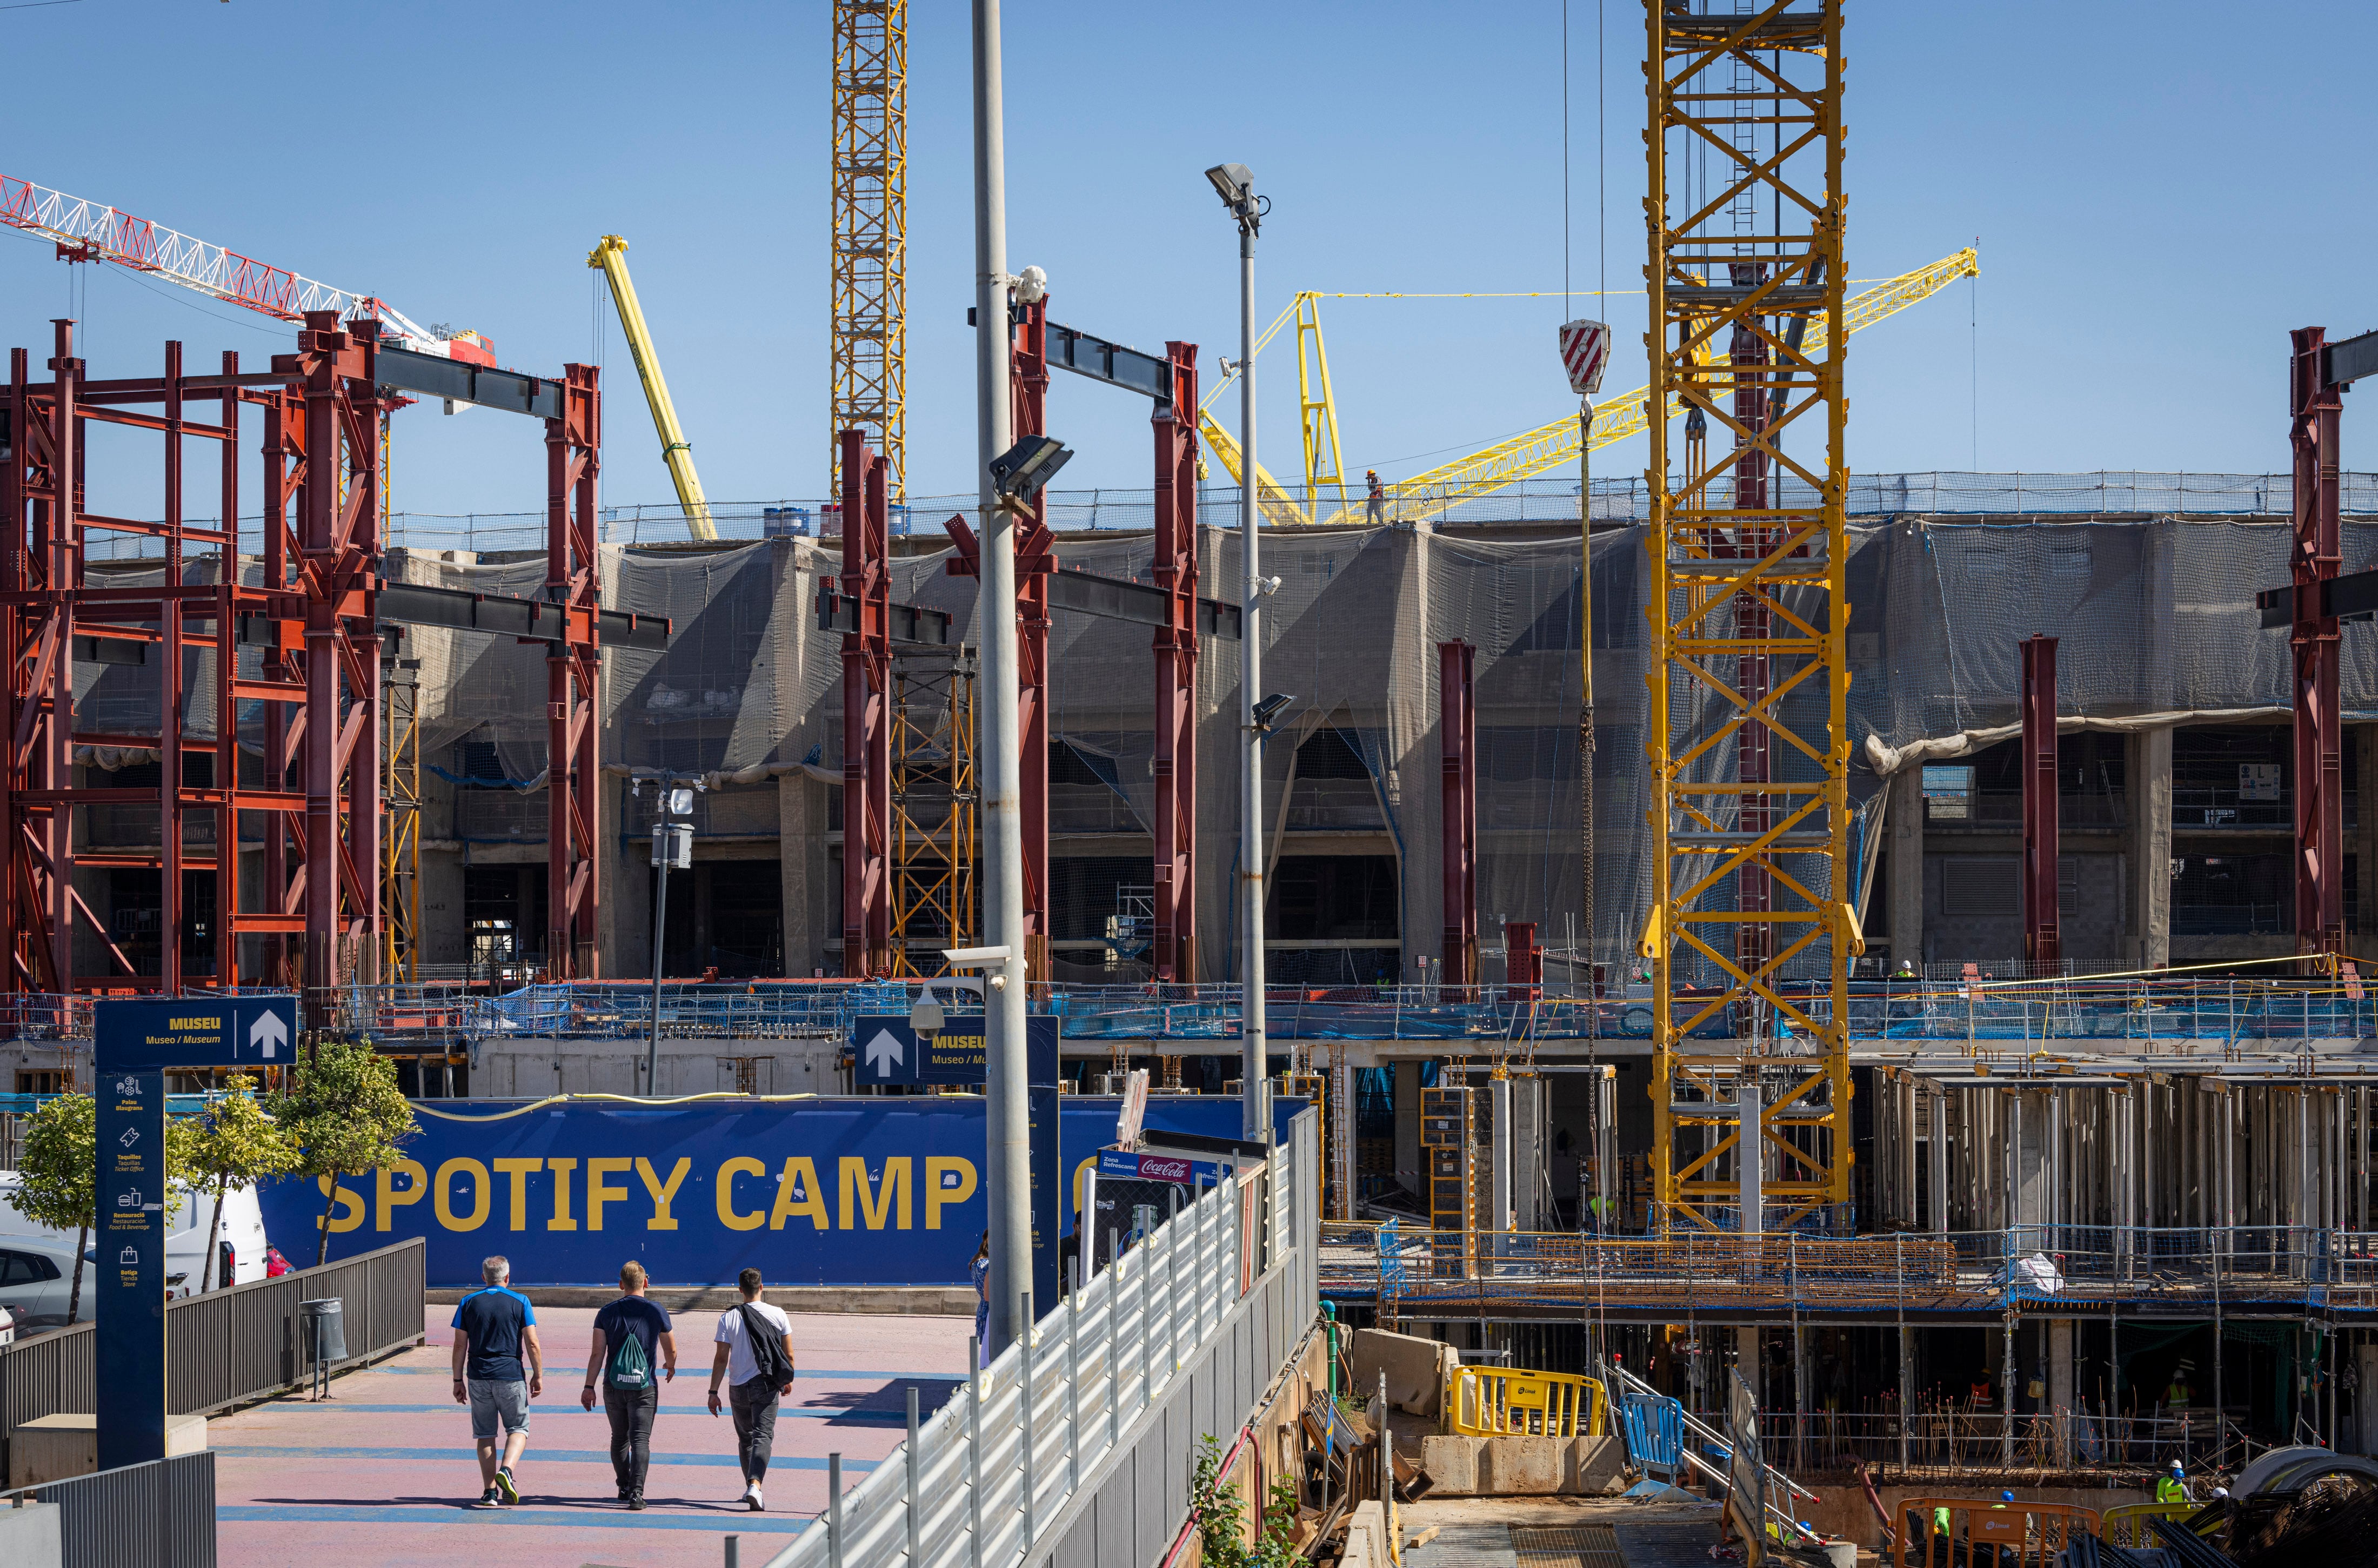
[
  {"x1": 1444, "y1": 1365, "x2": 1606, "y2": 1439},
  {"x1": 2101, "y1": 1501, "x2": 2198, "y2": 1549}
]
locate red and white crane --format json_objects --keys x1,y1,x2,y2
[{"x1": 0, "y1": 171, "x2": 495, "y2": 364}]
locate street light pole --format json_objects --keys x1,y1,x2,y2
[
  {"x1": 973, "y1": 0, "x2": 1030, "y2": 1356},
  {"x1": 1207, "y1": 163, "x2": 1270, "y2": 1148}
]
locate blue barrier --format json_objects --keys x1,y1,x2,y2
[
  {"x1": 1618, "y1": 1391, "x2": 1686, "y2": 1482},
  {"x1": 257, "y1": 1095, "x2": 1298, "y2": 1288}
]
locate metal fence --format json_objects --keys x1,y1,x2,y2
[
  {"x1": 1319, "y1": 1222, "x2": 2378, "y2": 1316},
  {"x1": 8, "y1": 975, "x2": 2378, "y2": 1049},
  {"x1": 757, "y1": 1110, "x2": 1319, "y2": 1568},
  {"x1": 0, "y1": 1238, "x2": 425, "y2": 1478},
  {"x1": 1, "y1": 1450, "x2": 216, "y2": 1568},
  {"x1": 358, "y1": 473, "x2": 2378, "y2": 554}
]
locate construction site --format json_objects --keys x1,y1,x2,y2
[{"x1": 4, "y1": 2, "x2": 2378, "y2": 1566}]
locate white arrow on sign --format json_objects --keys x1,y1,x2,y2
[
  {"x1": 249, "y1": 1008, "x2": 288, "y2": 1060},
  {"x1": 862, "y1": 1028, "x2": 906, "y2": 1077}
]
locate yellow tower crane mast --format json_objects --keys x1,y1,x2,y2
[
  {"x1": 831, "y1": 0, "x2": 908, "y2": 498},
  {"x1": 1641, "y1": 0, "x2": 1855, "y2": 1236},
  {"x1": 589, "y1": 236, "x2": 717, "y2": 542}
]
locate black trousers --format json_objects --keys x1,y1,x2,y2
[
  {"x1": 604, "y1": 1383, "x2": 660, "y2": 1495},
  {"x1": 729, "y1": 1377, "x2": 780, "y2": 1482}
]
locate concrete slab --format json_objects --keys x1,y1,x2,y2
[
  {"x1": 0, "y1": 1499, "x2": 59, "y2": 1567},
  {"x1": 209, "y1": 1303, "x2": 971, "y2": 1568}
]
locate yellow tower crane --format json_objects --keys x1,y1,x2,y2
[
  {"x1": 831, "y1": 0, "x2": 908, "y2": 498},
  {"x1": 1642, "y1": 0, "x2": 1854, "y2": 1236},
  {"x1": 589, "y1": 236, "x2": 717, "y2": 542}
]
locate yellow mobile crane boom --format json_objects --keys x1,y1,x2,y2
[
  {"x1": 589, "y1": 235, "x2": 717, "y2": 542},
  {"x1": 1196, "y1": 248, "x2": 1977, "y2": 521}
]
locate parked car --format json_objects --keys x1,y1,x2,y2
[{"x1": 0, "y1": 1174, "x2": 272, "y2": 1325}]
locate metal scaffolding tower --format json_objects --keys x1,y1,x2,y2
[
  {"x1": 889, "y1": 648, "x2": 978, "y2": 974},
  {"x1": 1642, "y1": 0, "x2": 1854, "y2": 1234},
  {"x1": 830, "y1": 0, "x2": 909, "y2": 498}
]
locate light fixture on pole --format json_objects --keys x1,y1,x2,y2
[
  {"x1": 1206, "y1": 158, "x2": 1273, "y2": 1147},
  {"x1": 631, "y1": 774, "x2": 705, "y2": 1094},
  {"x1": 988, "y1": 434, "x2": 1073, "y2": 506},
  {"x1": 973, "y1": 0, "x2": 1030, "y2": 1358}
]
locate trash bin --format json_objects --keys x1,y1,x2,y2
[{"x1": 298, "y1": 1297, "x2": 346, "y2": 1363}]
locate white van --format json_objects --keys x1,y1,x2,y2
[{"x1": 0, "y1": 1175, "x2": 272, "y2": 1325}]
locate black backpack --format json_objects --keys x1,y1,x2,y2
[{"x1": 738, "y1": 1305, "x2": 793, "y2": 1391}]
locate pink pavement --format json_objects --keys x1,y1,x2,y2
[{"x1": 209, "y1": 1304, "x2": 974, "y2": 1568}]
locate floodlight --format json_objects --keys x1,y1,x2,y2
[
  {"x1": 1016, "y1": 265, "x2": 1048, "y2": 305},
  {"x1": 1251, "y1": 692, "x2": 1296, "y2": 733},
  {"x1": 667, "y1": 786, "x2": 694, "y2": 815},
  {"x1": 988, "y1": 433, "x2": 1073, "y2": 503},
  {"x1": 1205, "y1": 163, "x2": 1253, "y2": 210}
]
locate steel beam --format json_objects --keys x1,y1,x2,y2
[
  {"x1": 1440, "y1": 640, "x2": 1477, "y2": 989},
  {"x1": 545, "y1": 362, "x2": 602, "y2": 979},
  {"x1": 1152, "y1": 341, "x2": 1200, "y2": 982},
  {"x1": 2292, "y1": 326, "x2": 2346, "y2": 962},
  {"x1": 840, "y1": 428, "x2": 893, "y2": 977},
  {"x1": 1011, "y1": 299, "x2": 1052, "y2": 982},
  {"x1": 2020, "y1": 634, "x2": 2060, "y2": 967}
]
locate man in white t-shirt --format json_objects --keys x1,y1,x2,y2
[{"x1": 708, "y1": 1268, "x2": 796, "y2": 1511}]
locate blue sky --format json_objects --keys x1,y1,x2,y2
[{"x1": 4, "y1": 0, "x2": 2374, "y2": 520}]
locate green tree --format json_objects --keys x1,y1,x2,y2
[
  {"x1": 268, "y1": 1038, "x2": 417, "y2": 1265},
  {"x1": 182, "y1": 1075, "x2": 298, "y2": 1290},
  {"x1": 1186, "y1": 1435, "x2": 1302, "y2": 1568},
  {"x1": 8, "y1": 1094, "x2": 95, "y2": 1324}
]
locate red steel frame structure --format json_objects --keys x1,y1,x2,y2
[
  {"x1": 544, "y1": 363, "x2": 603, "y2": 979},
  {"x1": 0, "y1": 313, "x2": 602, "y2": 1006},
  {"x1": 841, "y1": 428, "x2": 894, "y2": 977},
  {"x1": 1150, "y1": 341, "x2": 1200, "y2": 983},
  {"x1": 2290, "y1": 326, "x2": 2345, "y2": 963},
  {"x1": 2019, "y1": 634, "x2": 2060, "y2": 967},
  {"x1": 1008, "y1": 300, "x2": 1054, "y2": 983},
  {"x1": 1439, "y1": 639, "x2": 1477, "y2": 988}
]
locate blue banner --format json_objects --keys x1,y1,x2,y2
[{"x1": 258, "y1": 1095, "x2": 1299, "y2": 1287}]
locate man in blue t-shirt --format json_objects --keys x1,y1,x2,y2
[
  {"x1": 579, "y1": 1261, "x2": 677, "y2": 1509},
  {"x1": 450, "y1": 1255, "x2": 542, "y2": 1508}
]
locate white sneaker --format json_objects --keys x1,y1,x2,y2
[{"x1": 747, "y1": 1483, "x2": 764, "y2": 1512}]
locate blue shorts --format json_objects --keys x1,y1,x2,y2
[{"x1": 468, "y1": 1378, "x2": 530, "y2": 1441}]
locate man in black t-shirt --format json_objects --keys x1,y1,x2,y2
[
  {"x1": 450, "y1": 1256, "x2": 542, "y2": 1507},
  {"x1": 580, "y1": 1261, "x2": 677, "y2": 1509}
]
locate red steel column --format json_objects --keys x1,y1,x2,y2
[
  {"x1": 1439, "y1": 640, "x2": 1477, "y2": 989},
  {"x1": 545, "y1": 363, "x2": 603, "y2": 978},
  {"x1": 839, "y1": 429, "x2": 893, "y2": 976},
  {"x1": 1506, "y1": 920, "x2": 1541, "y2": 1002},
  {"x1": 1152, "y1": 342, "x2": 1201, "y2": 983},
  {"x1": 2020, "y1": 634, "x2": 2061, "y2": 967},
  {"x1": 2292, "y1": 327, "x2": 2345, "y2": 963},
  {"x1": 1011, "y1": 300, "x2": 1053, "y2": 983},
  {"x1": 40, "y1": 323, "x2": 78, "y2": 993}
]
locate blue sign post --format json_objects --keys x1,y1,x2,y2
[
  {"x1": 850, "y1": 1015, "x2": 1059, "y2": 1088},
  {"x1": 94, "y1": 1069, "x2": 165, "y2": 1471},
  {"x1": 92, "y1": 995, "x2": 297, "y2": 1469}
]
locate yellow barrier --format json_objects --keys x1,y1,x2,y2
[
  {"x1": 1444, "y1": 1365, "x2": 1606, "y2": 1438},
  {"x1": 2101, "y1": 1501, "x2": 2197, "y2": 1548}
]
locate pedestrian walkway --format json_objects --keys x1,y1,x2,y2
[{"x1": 209, "y1": 1305, "x2": 972, "y2": 1568}]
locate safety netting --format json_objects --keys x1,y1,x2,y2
[{"x1": 251, "y1": 500, "x2": 2378, "y2": 985}]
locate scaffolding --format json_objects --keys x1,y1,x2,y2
[
  {"x1": 889, "y1": 648, "x2": 977, "y2": 975},
  {"x1": 381, "y1": 649, "x2": 422, "y2": 981},
  {"x1": 1644, "y1": 0, "x2": 1854, "y2": 1232}
]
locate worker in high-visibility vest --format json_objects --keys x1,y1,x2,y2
[{"x1": 2157, "y1": 1462, "x2": 2192, "y2": 1504}]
